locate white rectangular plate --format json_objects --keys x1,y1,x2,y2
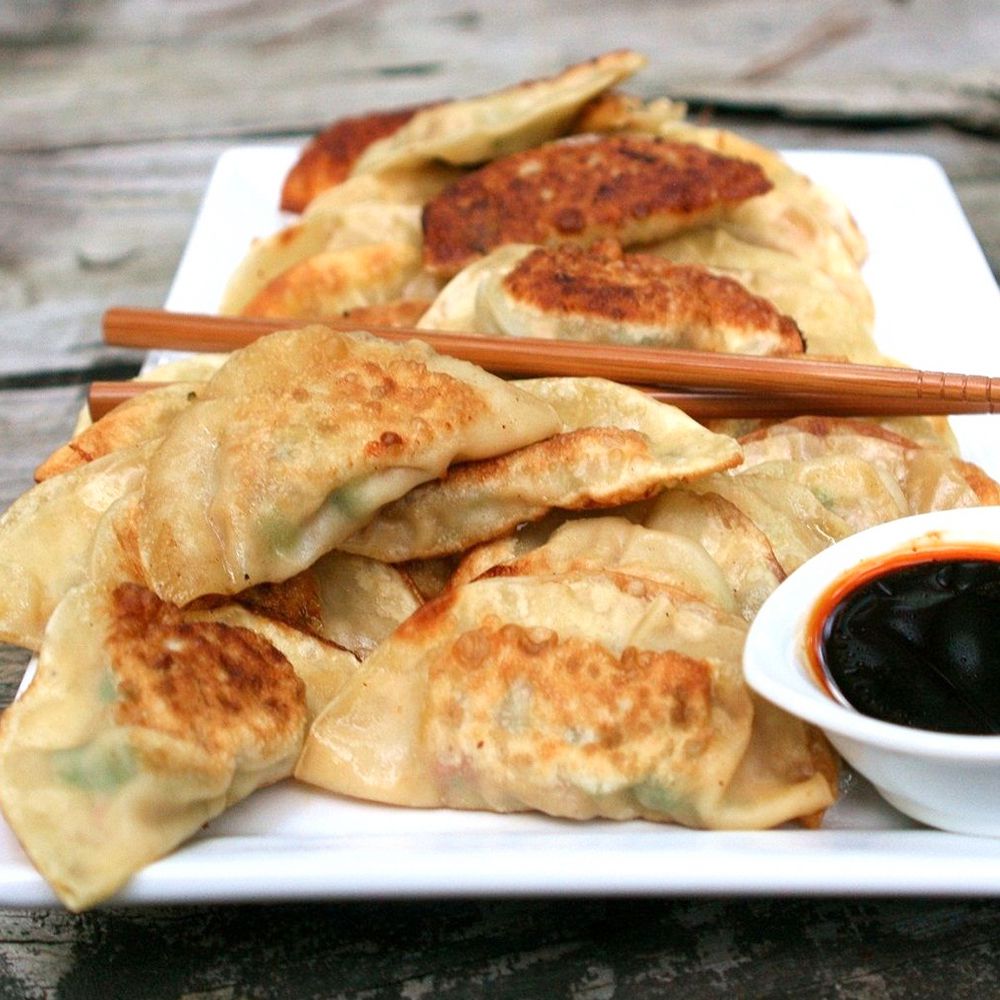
[{"x1": 4, "y1": 147, "x2": 1000, "y2": 907}]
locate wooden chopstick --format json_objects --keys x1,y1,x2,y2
[
  {"x1": 85, "y1": 379, "x2": 996, "y2": 423},
  {"x1": 102, "y1": 306, "x2": 1000, "y2": 414}
]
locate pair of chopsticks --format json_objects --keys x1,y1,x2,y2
[{"x1": 92, "y1": 307, "x2": 1000, "y2": 421}]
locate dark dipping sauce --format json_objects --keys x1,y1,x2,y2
[{"x1": 807, "y1": 547, "x2": 1000, "y2": 735}]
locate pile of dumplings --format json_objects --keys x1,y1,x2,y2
[{"x1": 1, "y1": 51, "x2": 998, "y2": 912}]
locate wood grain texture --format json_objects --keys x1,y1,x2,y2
[
  {"x1": 1, "y1": 1, "x2": 999, "y2": 995},
  {"x1": 1, "y1": 0, "x2": 997, "y2": 153}
]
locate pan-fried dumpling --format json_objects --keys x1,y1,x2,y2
[
  {"x1": 657, "y1": 120, "x2": 867, "y2": 266},
  {"x1": 339, "y1": 298, "x2": 433, "y2": 329},
  {"x1": 422, "y1": 135, "x2": 772, "y2": 276},
  {"x1": 686, "y1": 471, "x2": 852, "y2": 574},
  {"x1": 643, "y1": 488, "x2": 786, "y2": 620},
  {"x1": 481, "y1": 242, "x2": 804, "y2": 355},
  {"x1": 36, "y1": 382, "x2": 199, "y2": 482},
  {"x1": 237, "y1": 242, "x2": 436, "y2": 320},
  {"x1": 569, "y1": 89, "x2": 688, "y2": 136},
  {"x1": 302, "y1": 163, "x2": 463, "y2": 216},
  {"x1": 337, "y1": 378, "x2": 742, "y2": 562},
  {"x1": 649, "y1": 228, "x2": 880, "y2": 362},
  {"x1": 737, "y1": 417, "x2": 999, "y2": 513},
  {"x1": 297, "y1": 571, "x2": 836, "y2": 828},
  {"x1": 0, "y1": 581, "x2": 307, "y2": 911},
  {"x1": 137, "y1": 326, "x2": 562, "y2": 604},
  {"x1": 416, "y1": 244, "x2": 532, "y2": 332},
  {"x1": 220, "y1": 215, "x2": 351, "y2": 316},
  {"x1": 223, "y1": 168, "x2": 456, "y2": 316},
  {"x1": 745, "y1": 456, "x2": 908, "y2": 533},
  {"x1": 90, "y1": 488, "x2": 362, "y2": 721},
  {"x1": 0, "y1": 443, "x2": 153, "y2": 649},
  {"x1": 280, "y1": 104, "x2": 427, "y2": 212},
  {"x1": 229, "y1": 204, "x2": 425, "y2": 318},
  {"x1": 472, "y1": 516, "x2": 737, "y2": 613},
  {"x1": 351, "y1": 50, "x2": 646, "y2": 176}
]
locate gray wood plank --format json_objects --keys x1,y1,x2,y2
[{"x1": 2, "y1": 0, "x2": 997, "y2": 153}]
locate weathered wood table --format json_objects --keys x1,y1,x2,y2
[{"x1": 1, "y1": 2, "x2": 998, "y2": 995}]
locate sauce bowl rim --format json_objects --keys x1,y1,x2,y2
[{"x1": 744, "y1": 504, "x2": 1000, "y2": 761}]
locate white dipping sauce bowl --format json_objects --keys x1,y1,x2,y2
[{"x1": 744, "y1": 505, "x2": 1000, "y2": 836}]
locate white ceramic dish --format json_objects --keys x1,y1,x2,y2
[
  {"x1": 2, "y1": 146, "x2": 1000, "y2": 906},
  {"x1": 745, "y1": 506, "x2": 1000, "y2": 836}
]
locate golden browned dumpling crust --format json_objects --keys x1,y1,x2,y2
[
  {"x1": 422, "y1": 135, "x2": 772, "y2": 275},
  {"x1": 240, "y1": 242, "x2": 423, "y2": 319},
  {"x1": 280, "y1": 105, "x2": 426, "y2": 213},
  {"x1": 108, "y1": 583, "x2": 307, "y2": 760},
  {"x1": 426, "y1": 622, "x2": 716, "y2": 799},
  {"x1": 35, "y1": 383, "x2": 199, "y2": 482},
  {"x1": 188, "y1": 571, "x2": 329, "y2": 641},
  {"x1": 340, "y1": 298, "x2": 433, "y2": 328},
  {"x1": 499, "y1": 242, "x2": 805, "y2": 355}
]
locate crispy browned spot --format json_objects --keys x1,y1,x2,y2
[
  {"x1": 428, "y1": 620, "x2": 712, "y2": 781},
  {"x1": 422, "y1": 135, "x2": 771, "y2": 275},
  {"x1": 240, "y1": 243, "x2": 419, "y2": 319},
  {"x1": 340, "y1": 299, "x2": 432, "y2": 328},
  {"x1": 956, "y1": 459, "x2": 1000, "y2": 504},
  {"x1": 280, "y1": 105, "x2": 426, "y2": 212},
  {"x1": 35, "y1": 386, "x2": 197, "y2": 482},
  {"x1": 108, "y1": 583, "x2": 306, "y2": 759},
  {"x1": 394, "y1": 586, "x2": 462, "y2": 641},
  {"x1": 231, "y1": 572, "x2": 326, "y2": 638},
  {"x1": 502, "y1": 242, "x2": 804, "y2": 355}
]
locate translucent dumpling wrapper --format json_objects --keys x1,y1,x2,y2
[
  {"x1": 337, "y1": 377, "x2": 742, "y2": 562},
  {"x1": 656, "y1": 119, "x2": 868, "y2": 267},
  {"x1": 296, "y1": 571, "x2": 837, "y2": 829},
  {"x1": 0, "y1": 442, "x2": 153, "y2": 650},
  {"x1": 0, "y1": 581, "x2": 308, "y2": 911},
  {"x1": 220, "y1": 200, "x2": 433, "y2": 318},
  {"x1": 220, "y1": 549, "x2": 423, "y2": 661},
  {"x1": 743, "y1": 456, "x2": 909, "y2": 533},
  {"x1": 137, "y1": 325, "x2": 562, "y2": 604},
  {"x1": 686, "y1": 471, "x2": 852, "y2": 575},
  {"x1": 737, "y1": 417, "x2": 1000, "y2": 514},
  {"x1": 351, "y1": 50, "x2": 646, "y2": 175},
  {"x1": 643, "y1": 487, "x2": 786, "y2": 620},
  {"x1": 473, "y1": 516, "x2": 738, "y2": 614},
  {"x1": 416, "y1": 244, "x2": 533, "y2": 333}
]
